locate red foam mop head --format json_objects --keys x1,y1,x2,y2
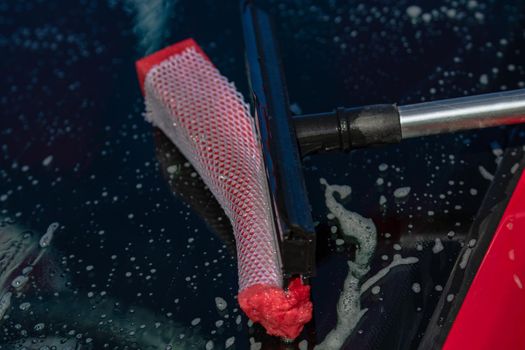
[{"x1": 136, "y1": 39, "x2": 312, "y2": 339}]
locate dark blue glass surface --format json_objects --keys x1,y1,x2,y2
[{"x1": 1, "y1": 1, "x2": 524, "y2": 349}]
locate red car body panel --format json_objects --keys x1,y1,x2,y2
[{"x1": 444, "y1": 170, "x2": 525, "y2": 350}]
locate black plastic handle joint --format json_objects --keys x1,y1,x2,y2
[{"x1": 293, "y1": 104, "x2": 402, "y2": 155}]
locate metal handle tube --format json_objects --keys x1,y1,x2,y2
[{"x1": 398, "y1": 88, "x2": 525, "y2": 138}]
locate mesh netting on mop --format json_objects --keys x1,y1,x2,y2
[{"x1": 136, "y1": 39, "x2": 311, "y2": 339}]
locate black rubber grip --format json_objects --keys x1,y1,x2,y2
[
  {"x1": 293, "y1": 104, "x2": 401, "y2": 155},
  {"x1": 341, "y1": 104, "x2": 402, "y2": 148}
]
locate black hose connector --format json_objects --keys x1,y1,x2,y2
[{"x1": 293, "y1": 104, "x2": 402, "y2": 155}]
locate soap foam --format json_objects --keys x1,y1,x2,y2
[{"x1": 316, "y1": 179, "x2": 419, "y2": 350}]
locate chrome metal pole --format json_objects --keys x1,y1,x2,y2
[{"x1": 398, "y1": 88, "x2": 525, "y2": 138}]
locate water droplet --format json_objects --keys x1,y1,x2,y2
[
  {"x1": 40, "y1": 222, "x2": 59, "y2": 248},
  {"x1": 42, "y1": 155, "x2": 53, "y2": 166},
  {"x1": 11, "y1": 275, "x2": 29, "y2": 290},
  {"x1": 406, "y1": 5, "x2": 422, "y2": 18},
  {"x1": 393, "y1": 187, "x2": 411, "y2": 198},
  {"x1": 0, "y1": 293, "x2": 12, "y2": 319}
]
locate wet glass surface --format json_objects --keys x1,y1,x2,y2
[{"x1": 1, "y1": 0, "x2": 525, "y2": 349}]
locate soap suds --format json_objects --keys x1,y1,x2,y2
[
  {"x1": 406, "y1": 5, "x2": 422, "y2": 18},
  {"x1": 225, "y1": 336, "x2": 235, "y2": 348},
  {"x1": 0, "y1": 292, "x2": 12, "y2": 319},
  {"x1": 39, "y1": 222, "x2": 59, "y2": 248},
  {"x1": 320, "y1": 178, "x2": 375, "y2": 266},
  {"x1": 298, "y1": 340, "x2": 308, "y2": 350},
  {"x1": 432, "y1": 238, "x2": 444, "y2": 254},
  {"x1": 215, "y1": 297, "x2": 227, "y2": 311},
  {"x1": 459, "y1": 248, "x2": 472, "y2": 269},
  {"x1": 360, "y1": 256, "x2": 419, "y2": 293},
  {"x1": 393, "y1": 187, "x2": 411, "y2": 198},
  {"x1": 316, "y1": 179, "x2": 418, "y2": 350},
  {"x1": 42, "y1": 155, "x2": 54, "y2": 166}
]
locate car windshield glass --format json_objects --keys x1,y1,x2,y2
[{"x1": 1, "y1": 1, "x2": 524, "y2": 349}]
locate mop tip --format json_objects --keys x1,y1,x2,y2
[{"x1": 238, "y1": 278, "x2": 312, "y2": 339}]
